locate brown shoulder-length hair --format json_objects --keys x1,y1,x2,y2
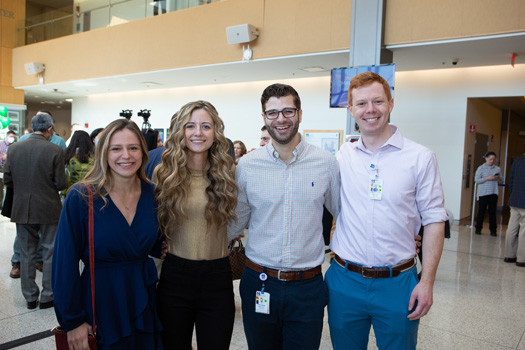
[
  {"x1": 154, "y1": 100, "x2": 237, "y2": 238},
  {"x1": 81, "y1": 119, "x2": 149, "y2": 207}
]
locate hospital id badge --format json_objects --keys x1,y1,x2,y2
[
  {"x1": 255, "y1": 291, "x2": 270, "y2": 314},
  {"x1": 369, "y1": 178, "x2": 383, "y2": 200}
]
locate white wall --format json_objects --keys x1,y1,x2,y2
[
  {"x1": 72, "y1": 76, "x2": 348, "y2": 150},
  {"x1": 72, "y1": 63, "x2": 525, "y2": 221},
  {"x1": 394, "y1": 64, "x2": 525, "y2": 220}
]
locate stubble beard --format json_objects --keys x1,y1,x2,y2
[{"x1": 266, "y1": 120, "x2": 299, "y2": 145}]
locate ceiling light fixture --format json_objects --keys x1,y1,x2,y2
[{"x1": 300, "y1": 66, "x2": 329, "y2": 73}]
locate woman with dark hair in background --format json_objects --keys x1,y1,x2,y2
[
  {"x1": 90, "y1": 128, "x2": 104, "y2": 145},
  {"x1": 154, "y1": 100, "x2": 237, "y2": 350},
  {"x1": 63, "y1": 130, "x2": 95, "y2": 195},
  {"x1": 53, "y1": 119, "x2": 163, "y2": 349},
  {"x1": 143, "y1": 129, "x2": 163, "y2": 152}
]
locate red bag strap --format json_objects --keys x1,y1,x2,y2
[{"x1": 84, "y1": 183, "x2": 97, "y2": 334}]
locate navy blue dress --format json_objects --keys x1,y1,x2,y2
[{"x1": 52, "y1": 181, "x2": 163, "y2": 349}]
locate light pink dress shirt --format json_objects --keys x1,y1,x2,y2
[{"x1": 331, "y1": 125, "x2": 447, "y2": 267}]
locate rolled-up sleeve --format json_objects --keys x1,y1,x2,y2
[{"x1": 416, "y1": 152, "x2": 448, "y2": 226}]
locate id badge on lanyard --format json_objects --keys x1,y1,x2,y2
[
  {"x1": 369, "y1": 163, "x2": 383, "y2": 201},
  {"x1": 255, "y1": 272, "x2": 270, "y2": 314},
  {"x1": 369, "y1": 177, "x2": 383, "y2": 200}
]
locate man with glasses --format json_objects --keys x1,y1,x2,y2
[
  {"x1": 326, "y1": 72, "x2": 447, "y2": 349},
  {"x1": 228, "y1": 83, "x2": 340, "y2": 350},
  {"x1": 259, "y1": 125, "x2": 271, "y2": 146}
]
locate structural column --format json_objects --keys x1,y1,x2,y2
[{"x1": 346, "y1": 0, "x2": 392, "y2": 135}]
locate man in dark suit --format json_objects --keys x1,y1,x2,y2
[{"x1": 4, "y1": 113, "x2": 68, "y2": 309}]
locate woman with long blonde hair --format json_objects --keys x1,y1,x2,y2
[
  {"x1": 155, "y1": 100, "x2": 237, "y2": 350},
  {"x1": 53, "y1": 119, "x2": 163, "y2": 350}
]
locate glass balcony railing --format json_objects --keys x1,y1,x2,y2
[{"x1": 18, "y1": 0, "x2": 221, "y2": 46}]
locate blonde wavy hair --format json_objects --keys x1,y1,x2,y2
[
  {"x1": 154, "y1": 101, "x2": 237, "y2": 238},
  {"x1": 82, "y1": 119, "x2": 149, "y2": 207}
]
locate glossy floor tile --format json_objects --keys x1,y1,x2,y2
[{"x1": 0, "y1": 215, "x2": 524, "y2": 349}]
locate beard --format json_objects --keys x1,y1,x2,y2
[{"x1": 266, "y1": 119, "x2": 300, "y2": 145}]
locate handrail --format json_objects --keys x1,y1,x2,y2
[{"x1": 22, "y1": 14, "x2": 73, "y2": 30}]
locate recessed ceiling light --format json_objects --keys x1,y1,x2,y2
[
  {"x1": 65, "y1": 98, "x2": 73, "y2": 102},
  {"x1": 300, "y1": 66, "x2": 329, "y2": 73}
]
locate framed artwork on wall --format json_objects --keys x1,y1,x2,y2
[{"x1": 303, "y1": 130, "x2": 343, "y2": 155}]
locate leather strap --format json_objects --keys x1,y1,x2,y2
[
  {"x1": 84, "y1": 183, "x2": 97, "y2": 335},
  {"x1": 245, "y1": 259, "x2": 322, "y2": 281},
  {"x1": 334, "y1": 254, "x2": 415, "y2": 278}
]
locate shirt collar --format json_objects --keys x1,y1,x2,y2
[
  {"x1": 355, "y1": 124, "x2": 404, "y2": 152},
  {"x1": 267, "y1": 134, "x2": 305, "y2": 162}
]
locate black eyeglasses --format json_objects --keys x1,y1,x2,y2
[{"x1": 263, "y1": 108, "x2": 299, "y2": 120}]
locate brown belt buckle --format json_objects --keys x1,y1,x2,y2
[{"x1": 360, "y1": 266, "x2": 374, "y2": 278}]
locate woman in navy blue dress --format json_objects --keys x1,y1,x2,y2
[{"x1": 53, "y1": 119, "x2": 163, "y2": 350}]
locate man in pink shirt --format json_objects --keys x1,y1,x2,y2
[{"x1": 326, "y1": 72, "x2": 447, "y2": 349}]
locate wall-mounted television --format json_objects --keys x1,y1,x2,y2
[{"x1": 330, "y1": 63, "x2": 395, "y2": 108}]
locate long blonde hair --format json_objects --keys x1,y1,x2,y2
[
  {"x1": 154, "y1": 101, "x2": 237, "y2": 237},
  {"x1": 82, "y1": 119, "x2": 149, "y2": 206}
]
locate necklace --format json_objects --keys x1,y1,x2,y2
[{"x1": 111, "y1": 191, "x2": 130, "y2": 211}]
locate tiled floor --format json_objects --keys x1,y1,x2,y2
[{"x1": 0, "y1": 215, "x2": 524, "y2": 349}]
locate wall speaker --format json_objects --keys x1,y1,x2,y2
[
  {"x1": 25, "y1": 62, "x2": 45, "y2": 75},
  {"x1": 226, "y1": 24, "x2": 259, "y2": 45}
]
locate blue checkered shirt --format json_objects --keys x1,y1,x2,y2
[{"x1": 228, "y1": 137, "x2": 340, "y2": 270}]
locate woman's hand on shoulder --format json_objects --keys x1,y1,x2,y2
[{"x1": 67, "y1": 322, "x2": 92, "y2": 350}]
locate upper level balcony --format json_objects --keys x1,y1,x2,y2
[{"x1": 18, "y1": 0, "x2": 221, "y2": 46}]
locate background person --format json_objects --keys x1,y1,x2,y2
[
  {"x1": 90, "y1": 128, "x2": 104, "y2": 145},
  {"x1": 143, "y1": 129, "x2": 162, "y2": 152},
  {"x1": 0, "y1": 130, "x2": 19, "y2": 278},
  {"x1": 19, "y1": 111, "x2": 66, "y2": 150},
  {"x1": 4, "y1": 113, "x2": 68, "y2": 309},
  {"x1": 504, "y1": 154, "x2": 525, "y2": 266},
  {"x1": 474, "y1": 152, "x2": 502, "y2": 236},
  {"x1": 0, "y1": 130, "x2": 16, "y2": 207},
  {"x1": 233, "y1": 140, "x2": 247, "y2": 163},
  {"x1": 63, "y1": 130, "x2": 94, "y2": 195},
  {"x1": 53, "y1": 119, "x2": 163, "y2": 349},
  {"x1": 154, "y1": 101, "x2": 237, "y2": 350},
  {"x1": 260, "y1": 125, "x2": 270, "y2": 146}
]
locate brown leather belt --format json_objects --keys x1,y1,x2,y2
[
  {"x1": 245, "y1": 259, "x2": 322, "y2": 281},
  {"x1": 334, "y1": 254, "x2": 415, "y2": 278}
]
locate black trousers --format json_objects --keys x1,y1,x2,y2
[
  {"x1": 157, "y1": 254, "x2": 235, "y2": 350},
  {"x1": 476, "y1": 194, "x2": 498, "y2": 233}
]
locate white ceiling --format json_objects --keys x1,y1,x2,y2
[{"x1": 19, "y1": 33, "x2": 525, "y2": 115}]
